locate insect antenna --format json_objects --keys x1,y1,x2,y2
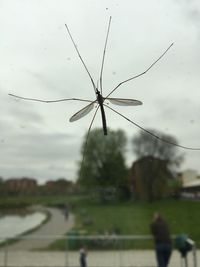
[
  {"x1": 104, "y1": 104, "x2": 200, "y2": 150},
  {"x1": 105, "y1": 43, "x2": 174, "y2": 99},
  {"x1": 99, "y1": 16, "x2": 112, "y2": 94},
  {"x1": 79, "y1": 106, "x2": 100, "y2": 179},
  {"x1": 65, "y1": 24, "x2": 96, "y2": 95}
]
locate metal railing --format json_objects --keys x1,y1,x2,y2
[
  {"x1": 180, "y1": 238, "x2": 197, "y2": 267},
  {"x1": 0, "y1": 235, "x2": 198, "y2": 267}
]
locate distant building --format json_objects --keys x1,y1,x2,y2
[
  {"x1": 5, "y1": 178, "x2": 37, "y2": 194},
  {"x1": 179, "y1": 169, "x2": 200, "y2": 199},
  {"x1": 180, "y1": 169, "x2": 198, "y2": 186},
  {"x1": 130, "y1": 156, "x2": 174, "y2": 201},
  {"x1": 44, "y1": 179, "x2": 74, "y2": 194}
]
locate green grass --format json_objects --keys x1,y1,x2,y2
[
  {"x1": 74, "y1": 199, "x2": 200, "y2": 238},
  {"x1": 0, "y1": 195, "x2": 75, "y2": 208},
  {"x1": 48, "y1": 198, "x2": 200, "y2": 250},
  {"x1": 1, "y1": 195, "x2": 200, "y2": 250}
]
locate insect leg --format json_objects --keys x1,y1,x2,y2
[
  {"x1": 99, "y1": 16, "x2": 112, "y2": 94},
  {"x1": 79, "y1": 106, "x2": 100, "y2": 180},
  {"x1": 105, "y1": 43, "x2": 174, "y2": 98},
  {"x1": 104, "y1": 104, "x2": 200, "y2": 150},
  {"x1": 65, "y1": 24, "x2": 96, "y2": 95}
]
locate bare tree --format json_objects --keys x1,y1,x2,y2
[{"x1": 132, "y1": 129, "x2": 184, "y2": 170}]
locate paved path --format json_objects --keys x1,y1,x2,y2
[
  {"x1": 5, "y1": 206, "x2": 74, "y2": 251},
  {"x1": 0, "y1": 249, "x2": 198, "y2": 267}
]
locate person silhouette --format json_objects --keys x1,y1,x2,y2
[
  {"x1": 150, "y1": 212, "x2": 172, "y2": 267},
  {"x1": 79, "y1": 246, "x2": 87, "y2": 267}
]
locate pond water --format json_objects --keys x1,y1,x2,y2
[{"x1": 0, "y1": 212, "x2": 46, "y2": 242}]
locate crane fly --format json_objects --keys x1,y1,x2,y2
[
  {"x1": 68, "y1": 95, "x2": 142, "y2": 135},
  {"x1": 9, "y1": 17, "x2": 200, "y2": 150}
]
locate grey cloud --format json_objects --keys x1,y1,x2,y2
[
  {"x1": 175, "y1": 0, "x2": 200, "y2": 36},
  {"x1": 1, "y1": 98, "x2": 45, "y2": 134},
  {"x1": 183, "y1": 0, "x2": 200, "y2": 22},
  {"x1": 155, "y1": 97, "x2": 199, "y2": 123},
  {"x1": 0, "y1": 131, "x2": 81, "y2": 181},
  {"x1": 9, "y1": 106, "x2": 44, "y2": 125},
  {"x1": 24, "y1": 69, "x2": 59, "y2": 93},
  {"x1": 2, "y1": 132, "x2": 79, "y2": 158}
]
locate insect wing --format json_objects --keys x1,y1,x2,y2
[
  {"x1": 69, "y1": 102, "x2": 95, "y2": 122},
  {"x1": 108, "y1": 98, "x2": 142, "y2": 106}
]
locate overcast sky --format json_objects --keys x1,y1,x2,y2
[{"x1": 0, "y1": 0, "x2": 200, "y2": 184}]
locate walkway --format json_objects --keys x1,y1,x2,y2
[
  {"x1": 6, "y1": 206, "x2": 74, "y2": 251},
  {"x1": 0, "y1": 249, "x2": 198, "y2": 267}
]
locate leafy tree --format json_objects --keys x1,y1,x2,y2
[{"x1": 77, "y1": 128, "x2": 129, "y2": 200}]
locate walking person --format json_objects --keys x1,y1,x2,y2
[
  {"x1": 64, "y1": 204, "x2": 69, "y2": 220},
  {"x1": 150, "y1": 212, "x2": 172, "y2": 267},
  {"x1": 79, "y1": 246, "x2": 87, "y2": 267}
]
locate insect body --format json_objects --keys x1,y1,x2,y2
[
  {"x1": 68, "y1": 86, "x2": 142, "y2": 135},
  {"x1": 96, "y1": 89, "x2": 107, "y2": 135}
]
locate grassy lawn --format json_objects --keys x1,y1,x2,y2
[
  {"x1": 49, "y1": 197, "x2": 200, "y2": 250},
  {"x1": 73, "y1": 199, "x2": 200, "y2": 237},
  {"x1": 0, "y1": 195, "x2": 73, "y2": 208},
  {"x1": 1, "y1": 195, "x2": 200, "y2": 249}
]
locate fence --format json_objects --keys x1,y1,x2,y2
[{"x1": 0, "y1": 235, "x2": 198, "y2": 267}]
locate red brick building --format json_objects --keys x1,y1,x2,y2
[{"x1": 5, "y1": 178, "x2": 37, "y2": 193}]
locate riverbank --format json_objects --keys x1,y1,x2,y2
[{"x1": 4, "y1": 207, "x2": 74, "y2": 251}]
